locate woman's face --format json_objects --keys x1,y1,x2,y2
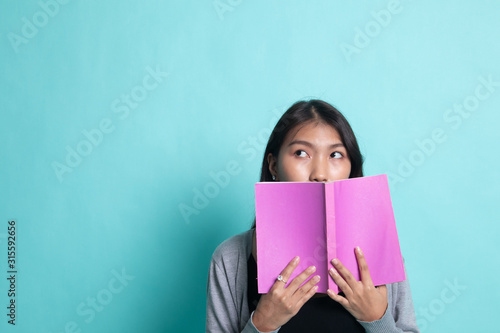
[{"x1": 268, "y1": 121, "x2": 351, "y2": 182}]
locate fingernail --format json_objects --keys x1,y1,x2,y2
[
  {"x1": 327, "y1": 289, "x2": 334, "y2": 296},
  {"x1": 309, "y1": 266, "x2": 316, "y2": 273},
  {"x1": 332, "y1": 258, "x2": 339, "y2": 265},
  {"x1": 314, "y1": 275, "x2": 321, "y2": 282},
  {"x1": 356, "y1": 246, "x2": 362, "y2": 254},
  {"x1": 329, "y1": 268, "x2": 337, "y2": 276},
  {"x1": 294, "y1": 256, "x2": 300, "y2": 263}
]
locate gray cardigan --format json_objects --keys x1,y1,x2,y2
[{"x1": 206, "y1": 230, "x2": 420, "y2": 333}]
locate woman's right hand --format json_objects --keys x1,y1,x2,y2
[{"x1": 252, "y1": 256, "x2": 320, "y2": 332}]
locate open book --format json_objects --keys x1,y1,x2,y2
[{"x1": 255, "y1": 174, "x2": 405, "y2": 294}]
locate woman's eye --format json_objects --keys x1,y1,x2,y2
[
  {"x1": 294, "y1": 150, "x2": 308, "y2": 157},
  {"x1": 331, "y1": 152, "x2": 343, "y2": 159}
]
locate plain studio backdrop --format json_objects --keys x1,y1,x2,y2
[{"x1": 1, "y1": 0, "x2": 499, "y2": 332}]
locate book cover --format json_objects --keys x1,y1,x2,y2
[{"x1": 255, "y1": 174, "x2": 405, "y2": 294}]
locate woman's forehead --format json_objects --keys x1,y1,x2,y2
[{"x1": 284, "y1": 121, "x2": 342, "y2": 144}]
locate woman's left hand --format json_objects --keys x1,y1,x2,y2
[{"x1": 327, "y1": 246, "x2": 388, "y2": 322}]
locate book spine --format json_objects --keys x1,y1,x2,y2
[{"x1": 324, "y1": 183, "x2": 338, "y2": 293}]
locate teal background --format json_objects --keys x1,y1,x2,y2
[{"x1": 1, "y1": 0, "x2": 499, "y2": 332}]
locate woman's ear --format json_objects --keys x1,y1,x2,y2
[{"x1": 267, "y1": 153, "x2": 278, "y2": 180}]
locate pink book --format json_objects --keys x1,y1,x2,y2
[{"x1": 255, "y1": 174, "x2": 405, "y2": 294}]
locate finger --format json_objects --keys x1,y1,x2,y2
[
  {"x1": 294, "y1": 283, "x2": 319, "y2": 309},
  {"x1": 355, "y1": 247, "x2": 374, "y2": 286},
  {"x1": 331, "y1": 258, "x2": 357, "y2": 289},
  {"x1": 292, "y1": 274, "x2": 321, "y2": 299},
  {"x1": 275, "y1": 256, "x2": 300, "y2": 287},
  {"x1": 327, "y1": 288, "x2": 349, "y2": 308},
  {"x1": 287, "y1": 265, "x2": 317, "y2": 291},
  {"x1": 329, "y1": 267, "x2": 353, "y2": 297}
]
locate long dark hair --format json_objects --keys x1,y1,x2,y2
[{"x1": 251, "y1": 99, "x2": 364, "y2": 229}]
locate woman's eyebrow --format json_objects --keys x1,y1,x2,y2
[{"x1": 287, "y1": 140, "x2": 344, "y2": 149}]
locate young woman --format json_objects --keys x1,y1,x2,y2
[{"x1": 206, "y1": 100, "x2": 420, "y2": 333}]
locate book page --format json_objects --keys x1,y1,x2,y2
[
  {"x1": 333, "y1": 175, "x2": 406, "y2": 286},
  {"x1": 256, "y1": 182, "x2": 329, "y2": 293}
]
